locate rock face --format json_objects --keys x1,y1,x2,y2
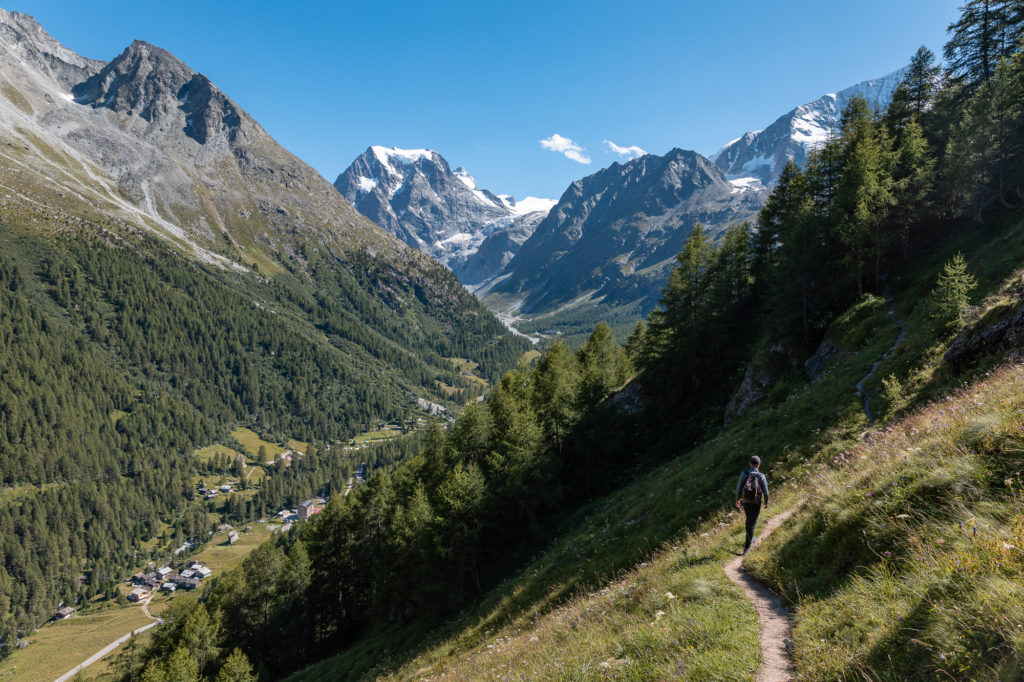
[
  {"x1": 484, "y1": 148, "x2": 766, "y2": 316},
  {"x1": 0, "y1": 10, "x2": 414, "y2": 269},
  {"x1": 945, "y1": 298, "x2": 1024, "y2": 370},
  {"x1": 711, "y1": 68, "x2": 908, "y2": 186},
  {"x1": 804, "y1": 338, "x2": 837, "y2": 382},
  {"x1": 334, "y1": 147, "x2": 554, "y2": 281}
]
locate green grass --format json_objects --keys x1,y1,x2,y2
[
  {"x1": 0, "y1": 605, "x2": 153, "y2": 682},
  {"x1": 352, "y1": 426, "x2": 404, "y2": 445},
  {"x1": 193, "y1": 443, "x2": 245, "y2": 466},
  {"x1": 231, "y1": 428, "x2": 285, "y2": 459},
  {"x1": 187, "y1": 523, "x2": 275, "y2": 574},
  {"x1": 289, "y1": 213, "x2": 1024, "y2": 680},
  {"x1": 289, "y1": 305, "x2": 890, "y2": 680},
  {"x1": 745, "y1": 365, "x2": 1024, "y2": 680}
]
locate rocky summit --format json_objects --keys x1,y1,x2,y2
[
  {"x1": 334, "y1": 146, "x2": 554, "y2": 283},
  {"x1": 711, "y1": 67, "x2": 908, "y2": 186},
  {"x1": 0, "y1": 9, "x2": 420, "y2": 270},
  {"x1": 481, "y1": 148, "x2": 766, "y2": 317}
]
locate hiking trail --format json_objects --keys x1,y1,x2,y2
[
  {"x1": 855, "y1": 288, "x2": 907, "y2": 425},
  {"x1": 723, "y1": 509, "x2": 796, "y2": 682}
]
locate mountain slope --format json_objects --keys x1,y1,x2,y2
[
  {"x1": 292, "y1": 208, "x2": 1024, "y2": 681},
  {"x1": 712, "y1": 67, "x2": 908, "y2": 185},
  {"x1": 483, "y1": 148, "x2": 765, "y2": 318},
  {"x1": 0, "y1": 8, "x2": 528, "y2": 644},
  {"x1": 334, "y1": 146, "x2": 554, "y2": 282}
]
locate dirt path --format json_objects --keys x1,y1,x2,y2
[
  {"x1": 855, "y1": 290, "x2": 908, "y2": 425},
  {"x1": 723, "y1": 509, "x2": 796, "y2": 682},
  {"x1": 54, "y1": 596, "x2": 162, "y2": 682}
]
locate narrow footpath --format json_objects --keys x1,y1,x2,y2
[
  {"x1": 723, "y1": 510, "x2": 796, "y2": 682},
  {"x1": 54, "y1": 596, "x2": 162, "y2": 682},
  {"x1": 856, "y1": 291, "x2": 908, "y2": 425}
]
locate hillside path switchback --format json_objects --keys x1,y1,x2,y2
[
  {"x1": 856, "y1": 288, "x2": 908, "y2": 425},
  {"x1": 723, "y1": 509, "x2": 796, "y2": 682}
]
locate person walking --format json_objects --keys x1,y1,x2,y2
[{"x1": 735, "y1": 455, "x2": 769, "y2": 554}]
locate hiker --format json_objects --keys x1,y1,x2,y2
[{"x1": 735, "y1": 455, "x2": 769, "y2": 554}]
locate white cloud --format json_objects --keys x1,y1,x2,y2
[
  {"x1": 604, "y1": 139, "x2": 647, "y2": 159},
  {"x1": 540, "y1": 133, "x2": 591, "y2": 164}
]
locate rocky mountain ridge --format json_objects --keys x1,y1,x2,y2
[
  {"x1": 480, "y1": 148, "x2": 766, "y2": 319},
  {"x1": 334, "y1": 146, "x2": 554, "y2": 282},
  {"x1": 711, "y1": 67, "x2": 908, "y2": 185}
]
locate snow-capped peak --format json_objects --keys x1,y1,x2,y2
[
  {"x1": 498, "y1": 195, "x2": 557, "y2": 215},
  {"x1": 370, "y1": 145, "x2": 436, "y2": 166},
  {"x1": 453, "y1": 166, "x2": 478, "y2": 190},
  {"x1": 710, "y1": 66, "x2": 909, "y2": 185}
]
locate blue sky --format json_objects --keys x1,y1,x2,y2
[{"x1": 15, "y1": 0, "x2": 960, "y2": 200}]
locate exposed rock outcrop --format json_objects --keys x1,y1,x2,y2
[
  {"x1": 945, "y1": 298, "x2": 1024, "y2": 370},
  {"x1": 804, "y1": 338, "x2": 836, "y2": 382}
]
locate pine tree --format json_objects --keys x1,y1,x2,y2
[
  {"x1": 215, "y1": 649, "x2": 257, "y2": 682},
  {"x1": 929, "y1": 253, "x2": 978, "y2": 331},
  {"x1": 905, "y1": 46, "x2": 942, "y2": 116},
  {"x1": 834, "y1": 96, "x2": 895, "y2": 295},
  {"x1": 945, "y1": 0, "x2": 1024, "y2": 95}
]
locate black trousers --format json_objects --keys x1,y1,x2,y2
[{"x1": 742, "y1": 502, "x2": 762, "y2": 550}]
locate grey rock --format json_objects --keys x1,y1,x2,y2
[
  {"x1": 945, "y1": 297, "x2": 1024, "y2": 370},
  {"x1": 804, "y1": 338, "x2": 836, "y2": 382},
  {"x1": 712, "y1": 68, "x2": 908, "y2": 186},
  {"x1": 486, "y1": 149, "x2": 766, "y2": 316},
  {"x1": 0, "y1": 11, "x2": 420, "y2": 271},
  {"x1": 334, "y1": 148, "x2": 552, "y2": 277}
]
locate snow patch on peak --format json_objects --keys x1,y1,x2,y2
[
  {"x1": 371, "y1": 146, "x2": 435, "y2": 166},
  {"x1": 498, "y1": 195, "x2": 557, "y2": 215},
  {"x1": 356, "y1": 176, "x2": 378, "y2": 193},
  {"x1": 729, "y1": 176, "x2": 764, "y2": 193},
  {"x1": 453, "y1": 167, "x2": 477, "y2": 190}
]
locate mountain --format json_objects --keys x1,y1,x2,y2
[
  {"x1": 334, "y1": 146, "x2": 554, "y2": 282},
  {"x1": 711, "y1": 68, "x2": 908, "y2": 185},
  {"x1": 481, "y1": 148, "x2": 766, "y2": 322},
  {"x1": 0, "y1": 8, "x2": 528, "y2": 641},
  {"x1": 474, "y1": 69, "x2": 908, "y2": 341}
]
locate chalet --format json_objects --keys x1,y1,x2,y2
[
  {"x1": 180, "y1": 568, "x2": 196, "y2": 579},
  {"x1": 131, "y1": 572, "x2": 147, "y2": 585},
  {"x1": 195, "y1": 566, "x2": 212, "y2": 579},
  {"x1": 54, "y1": 606, "x2": 75, "y2": 620},
  {"x1": 179, "y1": 577, "x2": 200, "y2": 590},
  {"x1": 205, "y1": 491, "x2": 218, "y2": 500},
  {"x1": 128, "y1": 587, "x2": 150, "y2": 602},
  {"x1": 156, "y1": 566, "x2": 172, "y2": 579},
  {"x1": 144, "y1": 578, "x2": 160, "y2": 589},
  {"x1": 298, "y1": 499, "x2": 321, "y2": 520},
  {"x1": 220, "y1": 484, "x2": 232, "y2": 493},
  {"x1": 227, "y1": 530, "x2": 239, "y2": 545},
  {"x1": 161, "y1": 583, "x2": 176, "y2": 592}
]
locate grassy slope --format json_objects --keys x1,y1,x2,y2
[
  {"x1": 0, "y1": 605, "x2": 153, "y2": 682},
  {"x1": 289, "y1": 286, "x2": 892, "y2": 680},
  {"x1": 286, "y1": 214, "x2": 1024, "y2": 681}
]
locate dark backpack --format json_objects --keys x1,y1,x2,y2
[{"x1": 741, "y1": 471, "x2": 763, "y2": 504}]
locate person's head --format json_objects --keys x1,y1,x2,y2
[{"x1": 749, "y1": 455, "x2": 761, "y2": 468}]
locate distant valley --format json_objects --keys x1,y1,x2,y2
[{"x1": 336, "y1": 68, "x2": 906, "y2": 343}]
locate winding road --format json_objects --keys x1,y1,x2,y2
[
  {"x1": 54, "y1": 596, "x2": 162, "y2": 682},
  {"x1": 723, "y1": 509, "x2": 796, "y2": 682}
]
